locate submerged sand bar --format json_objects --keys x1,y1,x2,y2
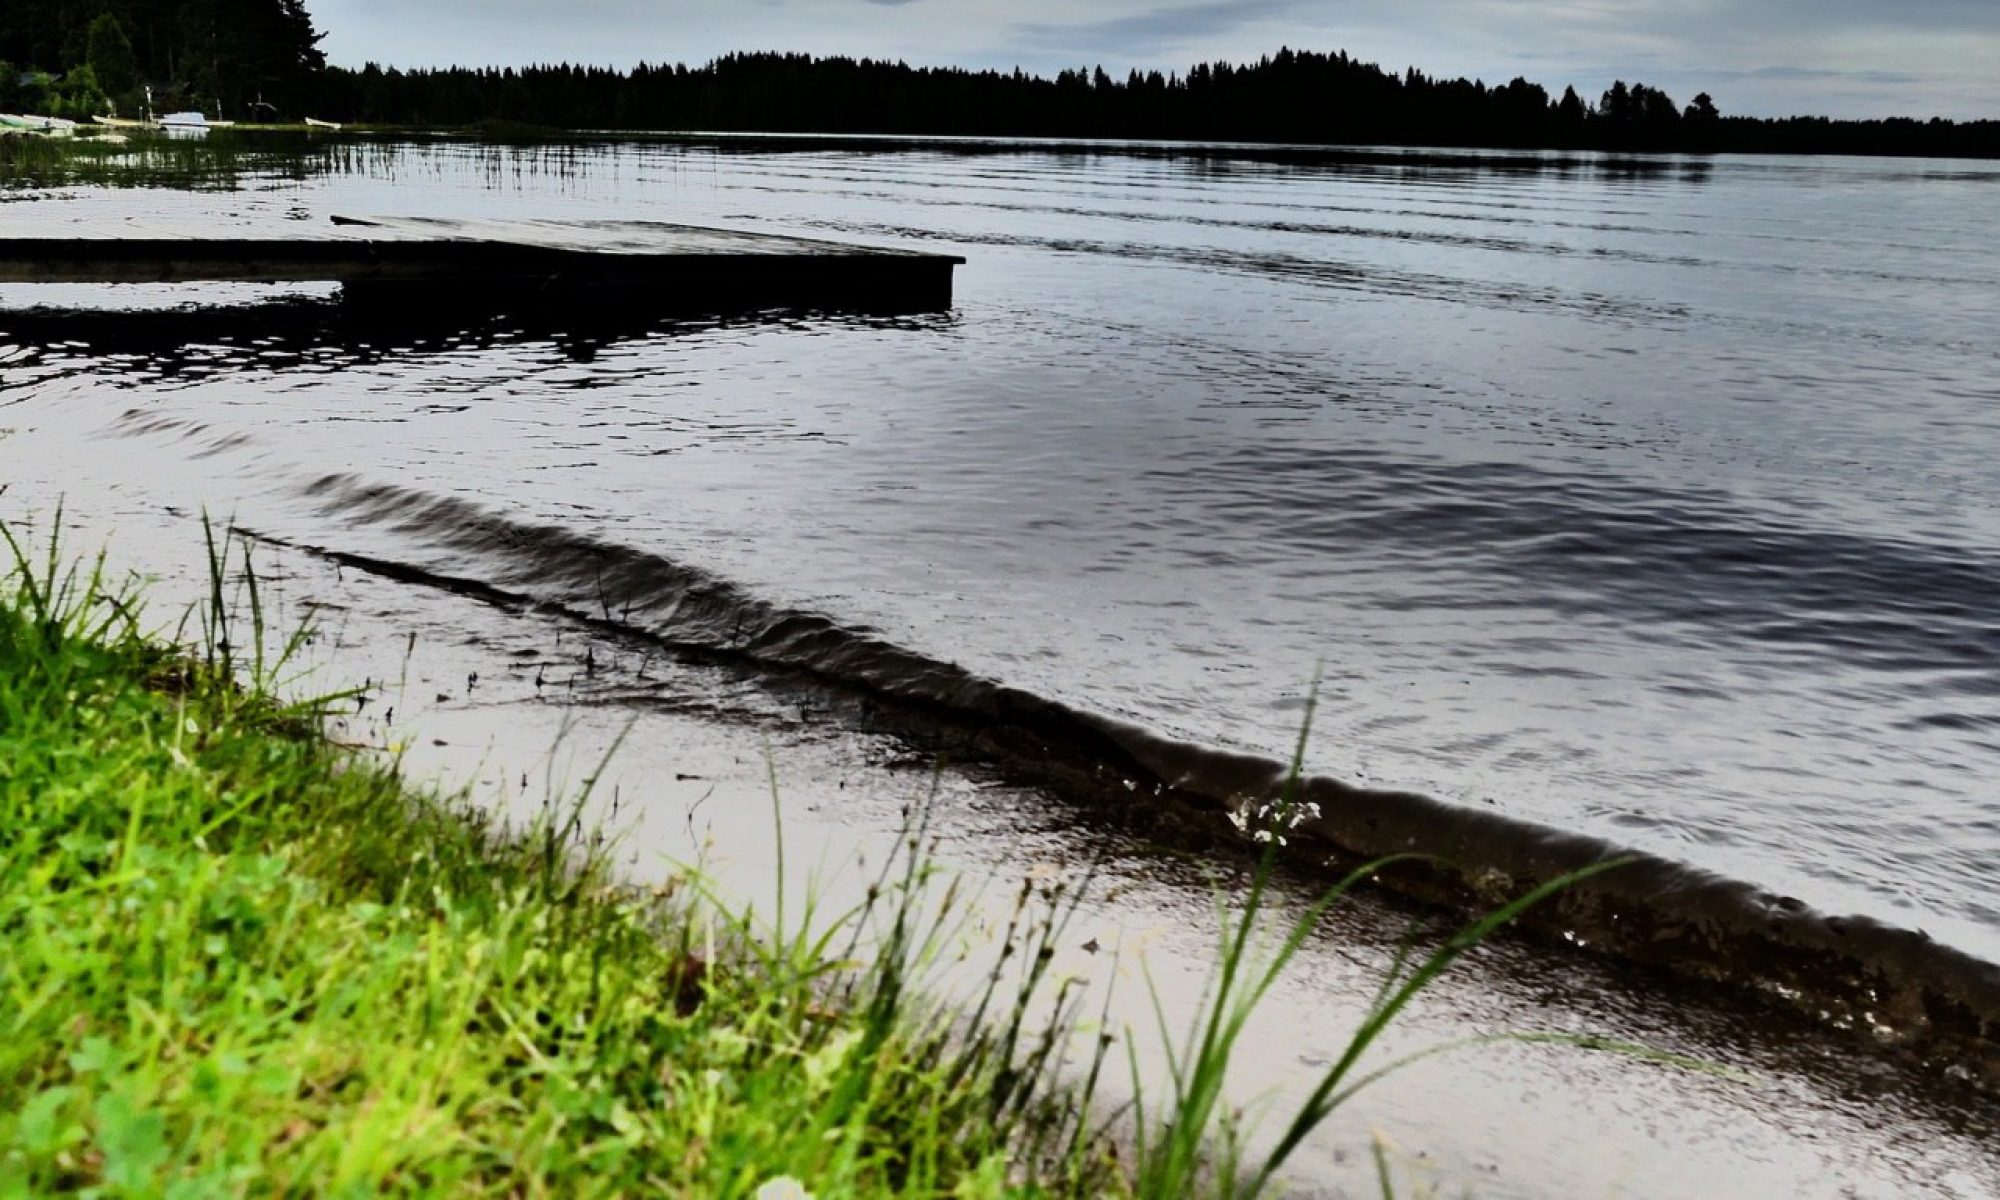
[{"x1": 0, "y1": 214, "x2": 965, "y2": 308}]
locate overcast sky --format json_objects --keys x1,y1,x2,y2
[{"x1": 312, "y1": 0, "x2": 2000, "y2": 120}]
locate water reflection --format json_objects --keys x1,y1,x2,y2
[
  {"x1": 0, "y1": 129, "x2": 1721, "y2": 197},
  {"x1": 0, "y1": 294, "x2": 956, "y2": 380}
]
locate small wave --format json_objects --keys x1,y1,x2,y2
[{"x1": 293, "y1": 473, "x2": 2000, "y2": 1087}]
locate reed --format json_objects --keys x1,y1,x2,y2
[{"x1": 0, "y1": 130, "x2": 364, "y2": 190}]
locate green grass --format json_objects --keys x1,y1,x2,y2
[
  {"x1": 0, "y1": 525, "x2": 1121, "y2": 1197},
  {"x1": 0, "y1": 520, "x2": 1716, "y2": 1197}
]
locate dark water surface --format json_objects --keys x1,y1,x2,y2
[{"x1": 5, "y1": 137, "x2": 2000, "y2": 971}]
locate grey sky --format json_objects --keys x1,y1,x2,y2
[{"x1": 312, "y1": 0, "x2": 2000, "y2": 120}]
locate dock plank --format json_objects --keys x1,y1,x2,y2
[
  {"x1": 0, "y1": 216, "x2": 964, "y2": 310},
  {"x1": 328, "y1": 215, "x2": 952, "y2": 259}
]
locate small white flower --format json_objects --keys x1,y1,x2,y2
[{"x1": 756, "y1": 1177, "x2": 813, "y2": 1200}]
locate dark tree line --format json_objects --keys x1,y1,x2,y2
[
  {"x1": 0, "y1": 0, "x2": 324, "y2": 117},
  {"x1": 324, "y1": 52, "x2": 1691, "y2": 147},
  {"x1": 322, "y1": 49, "x2": 1997, "y2": 158},
  {"x1": 4, "y1": 0, "x2": 1994, "y2": 158}
]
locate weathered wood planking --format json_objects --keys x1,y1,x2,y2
[
  {"x1": 0, "y1": 215, "x2": 965, "y2": 309},
  {"x1": 329, "y1": 215, "x2": 948, "y2": 258}
]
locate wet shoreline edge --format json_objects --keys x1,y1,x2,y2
[{"x1": 277, "y1": 471, "x2": 2000, "y2": 1093}]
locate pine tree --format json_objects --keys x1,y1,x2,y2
[{"x1": 86, "y1": 13, "x2": 142, "y2": 113}]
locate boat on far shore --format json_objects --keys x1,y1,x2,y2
[
  {"x1": 157, "y1": 111, "x2": 231, "y2": 138},
  {"x1": 0, "y1": 113, "x2": 78, "y2": 137},
  {"x1": 83, "y1": 112, "x2": 341, "y2": 135}
]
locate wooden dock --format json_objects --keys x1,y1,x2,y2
[{"x1": 0, "y1": 215, "x2": 965, "y2": 311}]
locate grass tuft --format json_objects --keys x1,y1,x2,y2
[
  {"x1": 0, "y1": 522, "x2": 1116, "y2": 1196},
  {"x1": 0, "y1": 521, "x2": 1723, "y2": 1197}
]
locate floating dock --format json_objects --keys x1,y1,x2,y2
[{"x1": 0, "y1": 215, "x2": 965, "y2": 310}]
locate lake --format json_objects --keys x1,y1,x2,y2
[
  {"x1": 8, "y1": 132, "x2": 2000, "y2": 1194},
  {"x1": 8, "y1": 136, "x2": 1996, "y2": 961}
]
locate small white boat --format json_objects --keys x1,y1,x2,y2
[
  {"x1": 0, "y1": 113, "x2": 78, "y2": 137},
  {"x1": 158, "y1": 111, "x2": 210, "y2": 138},
  {"x1": 304, "y1": 117, "x2": 343, "y2": 130}
]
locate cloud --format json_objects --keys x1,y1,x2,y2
[
  {"x1": 1688, "y1": 0, "x2": 1997, "y2": 36},
  {"x1": 1728, "y1": 65, "x2": 1925, "y2": 86},
  {"x1": 1010, "y1": 0, "x2": 1300, "y2": 58}
]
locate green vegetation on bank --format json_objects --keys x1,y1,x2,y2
[
  {"x1": 0, "y1": 126, "x2": 360, "y2": 189},
  {"x1": 1, "y1": 128, "x2": 231, "y2": 184},
  {"x1": 0, "y1": 529, "x2": 1123, "y2": 1196},
  {"x1": 0, "y1": 522, "x2": 1711, "y2": 1195},
  {"x1": 1, "y1": 1, "x2": 324, "y2": 119}
]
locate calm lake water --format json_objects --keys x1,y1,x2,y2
[{"x1": 5, "y1": 137, "x2": 2000, "y2": 965}]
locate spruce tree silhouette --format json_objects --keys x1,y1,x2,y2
[{"x1": 8, "y1": 2, "x2": 1987, "y2": 159}]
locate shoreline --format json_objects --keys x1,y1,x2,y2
[
  {"x1": 5, "y1": 490, "x2": 1996, "y2": 1195},
  {"x1": 0, "y1": 531, "x2": 1138, "y2": 1195},
  {"x1": 289, "y1": 474, "x2": 2000, "y2": 1091},
  {"x1": 5, "y1": 138, "x2": 1997, "y2": 1191}
]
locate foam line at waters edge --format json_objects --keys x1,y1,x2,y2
[{"x1": 295, "y1": 472, "x2": 2000, "y2": 1090}]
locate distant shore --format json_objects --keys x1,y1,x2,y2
[{"x1": 304, "y1": 51, "x2": 1998, "y2": 160}]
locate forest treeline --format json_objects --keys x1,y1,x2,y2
[
  {"x1": 0, "y1": 0, "x2": 323, "y2": 118},
  {"x1": 326, "y1": 52, "x2": 1997, "y2": 157},
  {"x1": 3, "y1": 0, "x2": 1993, "y2": 157}
]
